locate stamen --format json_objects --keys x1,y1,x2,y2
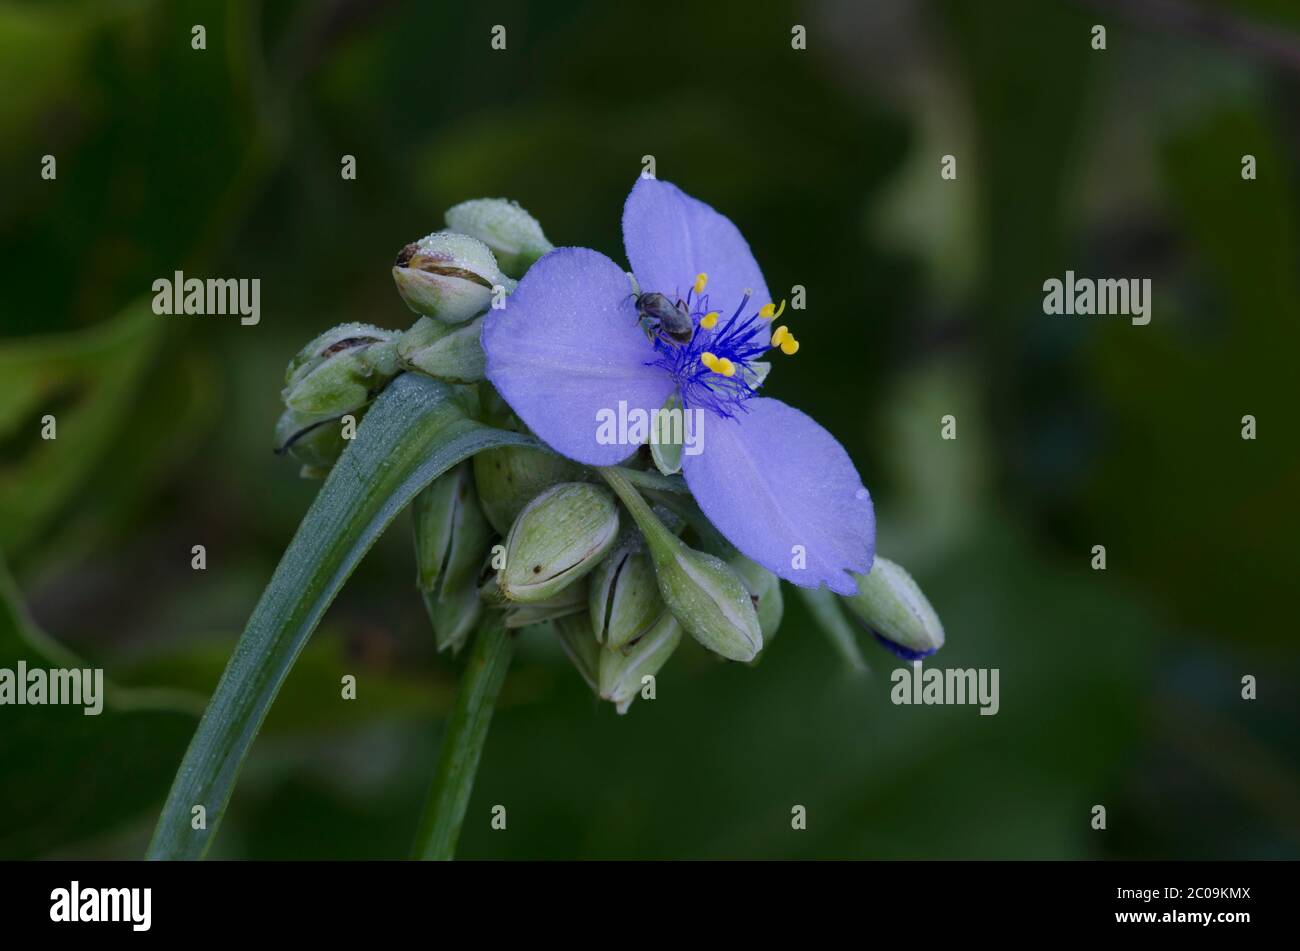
[
  {"x1": 645, "y1": 280, "x2": 775, "y2": 419},
  {"x1": 699, "y1": 351, "x2": 736, "y2": 377},
  {"x1": 771, "y1": 325, "x2": 789, "y2": 347},
  {"x1": 779, "y1": 335, "x2": 800, "y2": 356},
  {"x1": 758, "y1": 299, "x2": 786, "y2": 320}
]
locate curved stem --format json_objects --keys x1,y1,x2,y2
[
  {"x1": 412, "y1": 612, "x2": 513, "y2": 860},
  {"x1": 597, "y1": 466, "x2": 680, "y2": 553}
]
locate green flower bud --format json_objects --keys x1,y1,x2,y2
[
  {"x1": 554, "y1": 613, "x2": 600, "y2": 692},
  {"x1": 598, "y1": 611, "x2": 681, "y2": 714},
  {"x1": 412, "y1": 463, "x2": 491, "y2": 595},
  {"x1": 473, "y1": 445, "x2": 585, "y2": 535},
  {"x1": 728, "y1": 554, "x2": 784, "y2": 648},
  {"x1": 653, "y1": 545, "x2": 762, "y2": 662},
  {"x1": 392, "y1": 232, "x2": 509, "y2": 323},
  {"x1": 282, "y1": 323, "x2": 398, "y2": 424},
  {"x1": 422, "y1": 580, "x2": 481, "y2": 656},
  {"x1": 397, "y1": 315, "x2": 486, "y2": 383},
  {"x1": 413, "y1": 463, "x2": 494, "y2": 654},
  {"x1": 841, "y1": 556, "x2": 945, "y2": 659},
  {"x1": 588, "y1": 534, "x2": 665, "y2": 650},
  {"x1": 499, "y1": 483, "x2": 620, "y2": 603},
  {"x1": 471, "y1": 388, "x2": 588, "y2": 531},
  {"x1": 444, "y1": 198, "x2": 554, "y2": 279},
  {"x1": 598, "y1": 469, "x2": 762, "y2": 662},
  {"x1": 274, "y1": 407, "x2": 356, "y2": 478}
]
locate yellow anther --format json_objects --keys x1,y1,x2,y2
[
  {"x1": 694, "y1": 272, "x2": 709, "y2": 295},
  {"x1": 779, "y1": 336, "x2": 800, "y2": 356},
  {"x1": 758, "y1": 299, "x2": 786, "y2": 320},
  {"x1": 701, "y1": 351, "x2": 735, "y2": 376},
  {"x1": 700, "y1": 311, "x2": 719, "y2": 329},
  {"x1": 771, "y1": 325, "x2": 789, "y2": 347}
]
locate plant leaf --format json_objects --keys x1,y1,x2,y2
[{"x1": 146, "y1": 373, "x2": 532, "y2": 860}]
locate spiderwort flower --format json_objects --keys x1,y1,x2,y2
[{"x1": 481, "y1": 179, "x2": 875, "y2": 595}]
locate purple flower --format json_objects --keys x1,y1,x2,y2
[{"x1": 481, "y1": 178, "x2": 874, "y2": 596}]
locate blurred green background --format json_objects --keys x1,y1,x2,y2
[{"x1": 1, "y1": 0, "x2": 1297, "y2": 859}]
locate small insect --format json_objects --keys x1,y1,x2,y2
[{"x1": 634, "y1": 292, "x2": 694, "y2": 346}]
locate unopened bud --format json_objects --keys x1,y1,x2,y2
[
  {"x1": 598, "y1": 469, "x2": 761, "y2": 662},
  {"x1": 412, "y1": 465, "x2": 490, "y2": 594},
  {"x1": 653, "y1": 544, "x2": 762, "y2": 662},
  {"x1": 413, "y1": 464, "x2": 493, "y2": 654},
  {"x1": 393, "y1": 231, "x2": 509, "y2": 323},
  {"x1": 473, "y1": 446, "x2": 585, "y2": 535},
  {"x1": 841, "y1": 556, "x2": 945, "y2": 659},
  {"x1": 282, "y1": 323, "x2": 398, "y2": 423},
  {"x1": 728, "y1": 554, "x2": 784, "y2": 649},
  {"x1": 422, "y1": 581, "x2": 481, "y2": 656},
  {"x1": 397, "y1": 315, "x2": 486, "y2": 383},
  {"x1": 274, "y1": 407, "x2": 355, "y2": 478},
  {"x1": 598, "y1": 612, "x2": 681, "y2": 715},
  {"x1": 472, "y1": 390, "x2": 587, "y2": 533},
  {"x1": 444, "y1": 198, "x2": 553, "y2": 278},
  {"x1": 554, "y1": 613, "x2": 600, "y2": 692},
  {"x1": 588, "y1": 536, "x2": 665, "y2": 650},
  {"x1": 499, "y1": 483, "x2": 619, "y2": 602}
]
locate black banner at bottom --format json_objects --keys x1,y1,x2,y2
[{"x1": 0, "y1": 860, "x2": 1284, "y2": 937}]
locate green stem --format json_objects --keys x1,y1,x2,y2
[
  {"x1": 794, "y1": 586, "x2": 869, "y2": 675},
  {"x1": 597, "y1": 467, "x2": 680, "y2": 554},
  {"x1": 413, "y1": 612, "x2": 513, "y2": 860}
]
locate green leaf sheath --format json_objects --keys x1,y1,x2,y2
[
  {"x1": 147, "y1": 374, "x2": 531, "y2": 860},
  {"x1": 412, "y1": 612, "x2": 513, "y2": 860}
]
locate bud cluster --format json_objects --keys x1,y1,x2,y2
[{"x1": 273, "y1": 195, "x2": 946, "y2": 711}]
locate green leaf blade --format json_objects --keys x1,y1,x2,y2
[{"x1": 147, "y1": 374, "x2": 531, "y2": 860}]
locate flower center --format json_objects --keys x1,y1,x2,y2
[{"x1": 644, "y1": 272, "x2": 799, "y2": 419}]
